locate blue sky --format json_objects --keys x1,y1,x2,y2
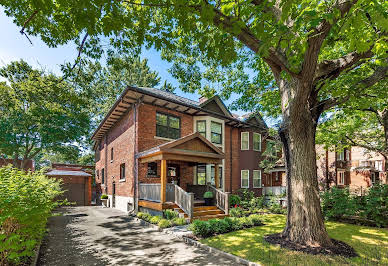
[{"x1": 0, "y1": 7, "x2": 249, "y2": 116}]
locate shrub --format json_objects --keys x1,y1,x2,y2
[
  {"x1": 229, "y1": 194, "x2": 241, "y2": 207},
  {"x1": 189, "y1": 220, "x2": 212, "y2": 237},
  {"x1": 163, "y1": 209, "x2": 178, "y2": 220},
  {"x1": 137, "y1": 212, "x2": 151, "y2": 222},
  {"x1": 203, "y1": 191, "x2": 213, "y2": 198},
  {"x1": 229, "y1": 207, "x2": 244, "y2": 218},
  {"x1": 172, "y1": 217, "x2": 187, "y2": 226},
  {"x1": 248, "y1": 214, "x2": 263, "y2": 226},
  {"x1": 238, "y1": 217, "x2": 254, "y2": 228},
  {"x1": 100, "y1": 194, "x2": 108, "y2": 199},
  {"x1": 158, "y1": 219, "x2": 172, "y2": 228},
  {"x1": 360, "y1": 184, "x2": 388, "y2": 227},
  {"x1": 321, "y1": 187, "x2": 357, "y2": 220},
  {"x1": 0, "y1": 166, "x2": 63, "y2": 265},
  {"x1": 208, "y1": 219, "x2": 230, "y2": 235},
  {"x1": 249, "y1": 196, "x2": 265, "y2": 209},
  {"x1": 150, "y1": 216, "x2": 162, "y2": 224}
]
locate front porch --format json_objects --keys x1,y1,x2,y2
[{"x1": 137, "y1": 133, "x2": 230, "y2": 220}]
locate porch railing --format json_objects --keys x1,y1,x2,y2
[
  {"x1": 208, "y1": 185, "x2": 230, "y2": 215},
  {"x1": 174, "y1": 185, "x2": 194, "y2": 220},
  {"x1": 139, "y1": 183, "x2": 161, "y2": 202}
]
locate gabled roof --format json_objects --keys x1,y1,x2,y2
[
  {"x1": 91, "y1": 86, "x2": 268, "y2": 142},
  {"x1": 137, "y1": 132, "x2": 224, "y2": 163},
  {"x1": 199, "y1": 95, "x2": 233, "y2": 118}
]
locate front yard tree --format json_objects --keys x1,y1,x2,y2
[
  {"x1": 2, "y1": 0, "x2": 387, "y2": 248},
  {"x1": 0, "y1": 60, "x2": 90, "y2": 169}
]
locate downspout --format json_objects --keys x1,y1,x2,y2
[
  {"x1": 105, "y1": 134, "x2": 108, "y2": 194},
  {"x1": 230, "y1": 126, "x2": 233, "y2": 192},
  {"x1": 132, "y1": 103, "x2": 139, "y2": 213}
]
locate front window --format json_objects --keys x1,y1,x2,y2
[
  {"x1": 211, "y1": 121, "x2": 222, "y2": 144},
  {"x1": 102, "y1": 168, "x2": 105, "y2": 184},
  {"x1": 197, "y1": 164, "x2": 207, "y2": 185},
  {"x1": 120, "y1": 163, "x2": 125, "y2": 180},
  {"x1": 147, "y1": 162, "x2": 157, "y2": 177},
  {"x1": 211, "y1": 165, "x2": 223, "y2": 188},
  {"x1": 241, "y1": 170, "x2": 249, "y2": 188},
  {"x1": 196, "y1": 120, "x2": 206, "y2": 137},
  {"x1": 338, "y1": 171, "x2": 345, "y2": 185},
  {"x1": 241, "y1": 132, "x2": 249, "y2": 150},
  {"x1": 156, "y1": 112, "x2": 180, "y2": 139},
  {"x1": 253, "y1": 170, "x2": 261, "y2": 188},
  {"x1": 253, "y1": 133, "x2": 261, "y2": 151}
]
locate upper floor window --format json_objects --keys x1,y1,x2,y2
[
  {"x1": 253, "y1": 133, "x2": 261, "y2": 151},
  {"x1": 120, "y1": 163, "x2": 125, "y2": 180},
  {"x1": 111, "y1": 147, "x2": 114, "y2": 161},
  {"x1": 337, "y1": 150, "x2": 345, "y2": 161},
  {"x1": 156, "y1": 112, "x2": 180, "y2": 139},
  {"x1": 211, "y1": 121, "x2": 222, "y2": 144},
  {"x1": 101, "y1": 168, "x2": 105, "y2": 184},
  {"x1": 241, "y1": 132, "x2": 249, "y2": 150},
  {"x1": 196, "y1": 120, "x2": 206, "y2": 137},
  {"x1": 253, "y1": 170, "x2": 262, "y2": 188},
  {"x1": 241, "y1": 170, "x2": 249, "y2": 188},
  {"x1": 371, "y1": 172, "x2": 379, "y2": 185},
  {"x1": 338, "y1": 171, "x2": 345, "y2": 185}
]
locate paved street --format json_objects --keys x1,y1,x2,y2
[{"x1": 38, "y1": 206, "x2": 236, "y2": 266}]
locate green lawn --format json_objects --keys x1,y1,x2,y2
[{"x1": 201, "y1": 214, "x2": 388, "y2": 265}]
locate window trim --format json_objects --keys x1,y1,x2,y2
[
  {"x1": 111, "y1": 147, "x2": 114, "y2": 162},
  {"x1": 120, "y1": 163, "x2": 126, "y2": 181},
  {"x1": 241, "y1": 169, "x2": 249, "y2": 188},
  {"x1": 253, "y1": 170, "x2": 262, "y2": 188},
  {"x1": 338, "y1": 171, "x2": 345, "y2": 185},
  {"x1": 101, "y1": 168, "x2": 105, "y2": 185},
  {"x1": 147, "y1": 162, "x2": 158, "y2": 178},
  {"x1": 241, "y1": 132, "x2": 249, "y2": 150},
  {"x1": 196, "y1": 120, "x2": 207, "y2": 137},
  {"x1": 210, "y1": 121, "x2": 222, "y2": 145},
  {"x1": 196, "y1": 164, "x2": 207, "y2": 185},
  {"x1": 337, "y1": 150, "x2": 345, "y2": 161},
  {"x1": 253, "y1": 133, "x2": 262, "y2": 151},
  {"x1": 156, "y1": 112, "x2": 181, "y2": 140}
]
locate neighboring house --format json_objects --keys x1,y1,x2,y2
[
  {"x1": 0, "y1": 158, "x2": 35, "y2": 171},
  {"x1": 92, "y1": 86, "x2": 271, "y2": 219},
  {"x1": 45, "y1": 163, "x2": 93, "y2": 206}
]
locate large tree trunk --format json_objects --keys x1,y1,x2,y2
[{"x1": 278, "y1": 77, "x2": 332, "y2": 247}]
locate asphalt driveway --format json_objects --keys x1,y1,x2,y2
[{"x1": 37, "y1": 206, "x2": 236, "y2": 266}]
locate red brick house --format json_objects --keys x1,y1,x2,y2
[{"x1": 92, "y1": 86, "x2": 271, "y2": 219}]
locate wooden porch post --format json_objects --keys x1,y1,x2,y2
[
  {"x1": 215, "y1": 164, "x2": 219, "y2": 188},
  {"x1": 161, "y1": 159, "x2": 167, "y2": 203}
]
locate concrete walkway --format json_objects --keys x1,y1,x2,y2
[{"x1": 38, "y1": 206, "x2": 236, "y2": 266}]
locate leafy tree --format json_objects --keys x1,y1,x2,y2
[
  {"x1": 2, "y1": 0, "x2": 387, "y2": 248},
  {"x1": 0, "y1": 60, "x2": 90, "y2": 169}
]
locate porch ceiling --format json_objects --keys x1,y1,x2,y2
[{"x1": 137, "y1": 132, "x2": 224, "y2": 164}]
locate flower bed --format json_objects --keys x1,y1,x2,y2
[
  {"x1": 0, "y1": 166, "x2": 63, "y2": 265},
  {"x1": 188, "y1": 214, "x2": 263, "y2": 238},
  {"x1": 136, "y1": 210, "x2": 187, "y2": 229}
]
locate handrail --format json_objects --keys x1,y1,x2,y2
[
  {"x1": 208, "y1": 185, "x2": 230, "y2": 215},
  {"x1": 174, "y1": 184, "x2": 194, "y2": 220}
]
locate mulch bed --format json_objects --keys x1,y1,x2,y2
[{"x1": 264, "y1": 233, "x2": 357, "y2": 258}]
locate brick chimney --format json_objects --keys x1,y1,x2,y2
[{"x1": 199, "y1": 96, "x2": 208, "y2": 104}]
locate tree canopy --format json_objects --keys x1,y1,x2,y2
[{"x1": 0, "y1": 60, "x2": 90, "y2": 167}]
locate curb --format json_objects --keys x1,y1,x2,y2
[
  {"x1": 32, "y1": 239, "x2": 43, "y2": 266},
  {"x1": 130, "y1": 215, "x2": 260, "y2": 266}
]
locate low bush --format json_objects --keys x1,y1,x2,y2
[
  {"x1": 229, "y1": 194, "x2": 241, "y2": 207},
  {"x1": 249, "y1": 196, "x2": 265, "y2": 210},
  {"x1": 0, "y1": 166, "x2": 63, "y2": 265},
  {"x1": 163, "y1": 209, "x2": 178, "y2": 220},
  {"x1": 158, "y1": 219, "x2": 172, "y2": 228},
  {"x1": 189, "y1": 215, "x2": 263, "y2": 238},
  {"x1": 150, "y1": 216, "x2": 162, "y2": 224},
  {"x1": 172, "y1": 217, "x2": 187, "y2": 226},
  {"x1": 136, "y1": 212, "x2": 151, "y2": 222},
  {"x1": 359, "y1": 185, "x2": 388, "y2": 227},
  {"x1": 321, "y1": 187, "x2": 357, "y2": 220},
  {"x1": 229, "y1": 207, "x2": 244, "y2": 218}
]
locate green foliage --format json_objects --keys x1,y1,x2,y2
[
  {"x1": 189, "y1": 215, "x2": 263, "y2": 238},
  {"x1": 158, "y1": 219, "x2": 172, "y2": 229},
  {"x1": 321, "y1": 187, "x2": 357, "y2": 220},
  {"x1": 100, "y1": 194, "x2": 108, "y2": 200},
  {"x1": 249, "y1": 196, "x2": 265, "y2": 210},
  {"x1": 0, "y1": 166, "x2": 63, "y2": 265},
  {"x1": 136, "y1": 212, "x2": 151, "y2": 222},
  {"x1": 229, "y1": 207, "x2": 244, "y2": 218},
  {"x1": 203, "y1": 191, "x2": 213, "y2": 199},
  {"x1": 229, "y1": 194, "x2": 241, "y2": 207},
  {"x1": 149, "y1": 216, "x2": 162, "y2": 225},
  {"x1": 163, "y1": 209, "x2": 178, "y2": 220},
  {"x1": 266, "y1": 196, "x2": 287, "y2": 215},
  {"x1": 171, "y1": 217, "x2": 186, "y2": 226},
  {"x1": 360, "y1": 185, "x2": 388, "y2": 227},
  {"x1": 0, "y1": 60, "x2": 90, "y2": 166}
]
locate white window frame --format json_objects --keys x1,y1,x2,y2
[
  {"x1": 241, "y1": 170, "x2": 249, "y2": 188},
  {"x1": 253, "y1": 170, "x2": 262, "y2": 188},
  {"x1": 338, "y1": 171, "x2": 345, "y2": 185},
  {"x1": 337, "y1": 150, "x2": 345, "y2": 161},
  {"x1": 241, "y1": 132, "x2": 249, "y2": 150},
  {"x1": 253, "y1": 133, "x2": 262, "y2": 151},
  {"x1": 371, "y1": 172, "x2": 379, "y2": 185}
]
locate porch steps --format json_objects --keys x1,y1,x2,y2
[{"x1": 174, "y1": 205, "x2": 227, "y2": 221}]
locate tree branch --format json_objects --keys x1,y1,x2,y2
[{"x1": 19, "y1": 10, "x2": 38, "y2": 45}]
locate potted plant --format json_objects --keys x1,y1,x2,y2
[
  {"x1": 101, "y1": 194, "x2": 109, "y2": 207},
  {"x1": 203, "y1": 191, "x2": 214, "y2": 206}
]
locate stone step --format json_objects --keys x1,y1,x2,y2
[{"x1": 193, "y1": 209, "x2": 224, "y2": 217}]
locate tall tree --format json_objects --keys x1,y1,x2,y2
[
  {"x1": 2, "y1": 0, "x2": 387, "y2": 248},
  {"x1": 0, "y1": 60, "x2": 90, "y2": 168}
]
